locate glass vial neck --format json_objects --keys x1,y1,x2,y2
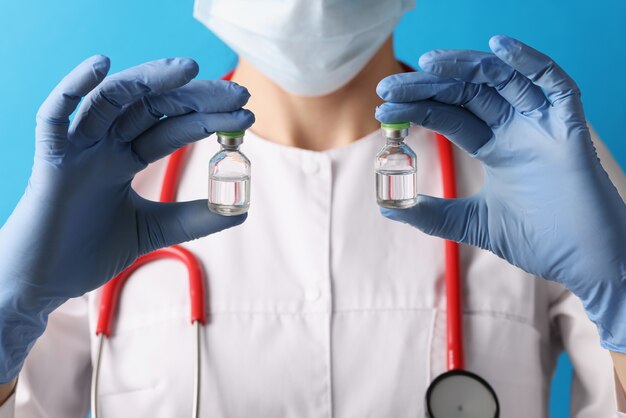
[
  {"x1": 385, "y1": 137, "x2": 406, "y2": 145},
  {"x1": 381, "y1": 124, "x2": 409, "y2": 139},
  {"x1": 217, "y1": 134, "x2": 244, "y2": 150},
  {"x1": 381, "y1": 125, "x2": 409, "y2": 145}
]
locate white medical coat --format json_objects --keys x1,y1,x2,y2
[{"x1": 1, "y1": 126, "x2": 624, "y2": 417}]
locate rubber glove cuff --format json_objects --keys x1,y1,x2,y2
[
  {"x1": 0, "y1": 286, "x2": 65, "y2": 384},
  {"x1": 581, "y1": 271, "x2": 626, "y2": 353}
]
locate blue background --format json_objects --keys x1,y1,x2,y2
[{"x1": 1, "y1": 0, "x2": 624, "y2": 415}]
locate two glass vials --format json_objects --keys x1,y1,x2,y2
[{"x1": 207, "y1": 122, "x2": 417, "y2": 216}]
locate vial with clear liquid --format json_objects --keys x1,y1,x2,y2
[
  {"x1": 375, "y1": 122, "x2": 418, "y2": 209},
  {"x1": 208, "y1": 131, "x2": 251, "y2": 216}
]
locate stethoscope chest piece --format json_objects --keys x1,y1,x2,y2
[{"x1": 426, "y1": 370, "x2": 499, "y2": 418}]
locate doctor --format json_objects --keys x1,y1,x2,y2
[{"x1": 1, "y1": 0, "x2": 626, "y2": 416}]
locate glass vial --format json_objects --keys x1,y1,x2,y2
[
  {"x1": 375, "y1": 122, "x2": 418, "y2": 209},
  {"x1": 208, "y1": 131, "x2": 251, "y2": 216}
]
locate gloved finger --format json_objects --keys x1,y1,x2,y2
[
  {"x1": 381, "y1": 194, "x2": 488, "y2": 249},
  {"x1": 418, "y1": 49, "x2": 548, "y2": 113},
  {"x1": 35, "y1": 55, "x2": 110, "y2": 160},
  {"x1": 375, "y1": 101, "x2": 493, "y2": 157},
  {"x1": 69, "y1": 58, "x2": 199, "y2": 148},
  {"x1": 131, "y1": 109, "x2": 255, "y2": 165},
  {"x1": 114, "y1": 80, "x2": 251, "y2": 142},
  {"x1": 377, "y1": 72, "x2": 513, "y2": 127},
  {"x1": 488, "y1": 35, "x2": 581, "y2": 107},
  {"x1": 135, "y1": 199, "x2": 247, "y2": 253}
]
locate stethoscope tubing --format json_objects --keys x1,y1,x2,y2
[
  {"x1": 91, "y1": 245, "x2": 206, "y2": 418},
  {"x1": 435, "y1": 134, "x2": 464, "y2": 371}
]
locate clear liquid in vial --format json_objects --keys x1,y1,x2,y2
[
  {"x1": 376, "y1": 169, "x2": 417, "y2": 209},
  {"x1": 208, "y1": 174, "x2": 250, "y2": 216}
]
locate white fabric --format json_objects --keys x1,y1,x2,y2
[
  {"x1": 193, "y1": 0, "x2": 415, "y2": 96},
  {"x1": 617, "y1": 377, "x2": 626, "y2": 413},
  {"x1": 0, "y1": 392, "x2": 13, "y2": 418},
  {"x1": 1, "y1": 126, "x2": 623, "y2": 417}
]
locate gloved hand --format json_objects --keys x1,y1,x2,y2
[
  {"x1": 0, "y1": 56, "x2": 254, "y2": 382},
  {"x1": 375, "y1": 35, "x2": 626, "y2": 352}
]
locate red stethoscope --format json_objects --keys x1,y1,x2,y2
[{"x1": 90, "y1": 70, "x2": 499, "y2": 418}]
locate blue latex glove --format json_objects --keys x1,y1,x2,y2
[
  {"x1": 0, "y1": 56, "x2": 254, "y2": 382},
  {"x1": 376, "y1": 35, "x2": 626, "y2": 352}
]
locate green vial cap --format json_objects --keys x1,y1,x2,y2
[
  {"x1": 216, "y1": 130, "x2": 245, "y2": 138},
  {"x1": 380, "y1": 122, "x2": 410, "y2": 130}
]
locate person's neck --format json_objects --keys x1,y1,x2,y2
[{"x1": 230, "y1": 38, "x2": 404, "y2": 151}]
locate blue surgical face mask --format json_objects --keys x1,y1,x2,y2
[{"x1": 194, "y1": 0, "x2": 415, "y2": 97}]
